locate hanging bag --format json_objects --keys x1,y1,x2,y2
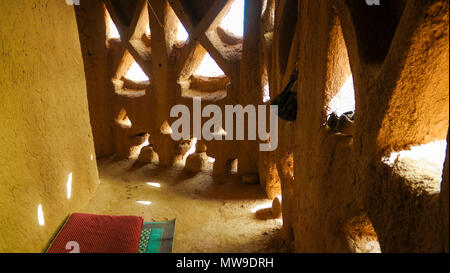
[{"x1": 271, "y1": 70, "x2": 298, "y2": 121}]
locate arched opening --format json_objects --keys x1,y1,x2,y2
[
  {"x1": 226, "y1": 158, "x2": 238, "y2": 174},
  {"x1": 218, "y1": 0, "x2": 245, "y2": 39},
  {"x1": 382, "y1": 140, "x2": 448, "y2": 193},
  {"x1": 105, "y1": 6, "x2": 120, "y2": 40},
  {"x1": 116, "y1": 108, "x2": 132, "y2": 129},
  {"x1": 194, "y1": 52, "x2": 225, "y2": 77},
  {"x1": 327, "y1": 76, "x2": 355, "y2": 117},
  {"x1": 165, "y1": 3, "x2": 190, "y2": 50},
  {"x1": 112, "y1": 51, "x2": 150, "y2": 98},
  {"x1": 129, "y1": 1, "x2": 152, "y2": 57},
  {"x1": 344, "y1": 0, "x2": 407, "y2": 63},
  {"x1": 160, "y1": 120, "x2": 173, "y2": 135},
  {"x1": 178, "y1": 45, "x2": 230, "y2": 101},
  {"x1": 344, "y1": 214, "x2": 381, "y2": 253},
  {"x1": 175, "y1": 16, "x2": 189, "y2": 44},
  {"x1": 324, "y1": 16, "x2": 355, "y2": 136},
  {"x1": 125, "y1": 61, "x2": 149, "y2": 82}
]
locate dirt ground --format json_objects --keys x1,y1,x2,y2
[{"x1": 80, "y1": 157, "x2": 292, "y2": 253}]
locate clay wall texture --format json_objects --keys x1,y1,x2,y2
[{"x1": 0, "y1": 0, "x2": 99, "y2": 252}]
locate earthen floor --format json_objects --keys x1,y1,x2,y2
[{"x1": 80, "y1": 157, "x2": 288, "y2": 253}]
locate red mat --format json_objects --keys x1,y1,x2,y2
[{"x1": 46, "y1": 213, "x2": 143, "y2": 253}]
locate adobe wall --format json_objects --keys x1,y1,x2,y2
[
  {"x1": 286, "y1": 0, "x2": 449, "y2": 252},
  {"x1": 0, "y1": 0, "x2": 99, "y2": 252}
]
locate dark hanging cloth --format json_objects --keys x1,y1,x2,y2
[{"x1": 271, "y1": 70, "x2": 298, "y2": 121}]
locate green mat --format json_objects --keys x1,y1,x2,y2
[{"x1": 138, "y1": 219, "x2": 176, "y2": 253}]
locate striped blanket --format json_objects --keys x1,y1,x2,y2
[{"x1": 138, "y1": 219, "x2": 176, "y2": 253}]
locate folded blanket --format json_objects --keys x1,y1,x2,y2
[
  {"x1": 138, "y1": 219, "x2": 176, "y2": 253},
  {"x1": 46, "y1": 213, "x2": 143, "y2": 253}
]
